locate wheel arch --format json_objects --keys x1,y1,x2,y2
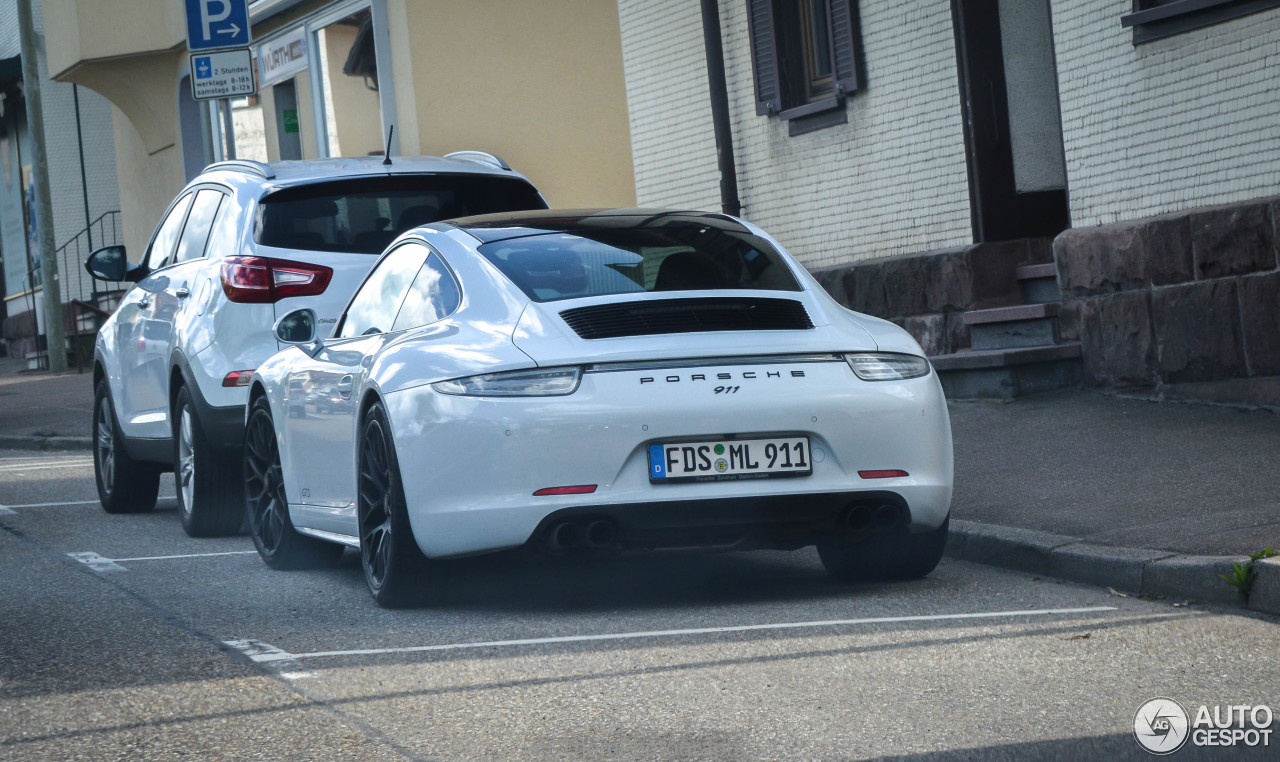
[
  {"x1": 168, "y1": 352, "x2": 193, "y2": 419},
  {"x1": 248, "y1": 378, "x2": 269, "y2": 408},
  {"x1": 358, "y1": 387, "x2": 384, "y2": 426}
]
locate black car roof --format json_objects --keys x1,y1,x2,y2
[{"x1": 447, "y1": 208, "x2": 752, "y2": 244}]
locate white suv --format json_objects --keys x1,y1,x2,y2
[{"x1": 86, "y1": 154, "x2": 546, "y2": 536}]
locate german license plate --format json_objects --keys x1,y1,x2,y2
[{"x1": 648, "y1": 436, "x2": 811, "y2": 483}]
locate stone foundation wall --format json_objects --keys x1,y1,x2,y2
[
  {"x1": 811, "y1": 239, "x2": 1052, "y2": 356},
  {"x1": 1055, "y1": 195, "x2": 1280, "y2": 388}
]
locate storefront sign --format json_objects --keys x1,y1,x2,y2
[{"x1": 258, "y1": 27, "x2": 309, "y2": 87}]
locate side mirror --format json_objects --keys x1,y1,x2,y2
[
  {"x1": 274, "y1": 308, "x2": 316, "y2": 344},
  {"x1": 85, "y1": 245, "x2": 147, "y2": 283}
]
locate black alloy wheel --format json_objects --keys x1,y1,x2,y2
[
  {"x1": 244, "y1": 396, "x2": 341, "y2": 569},
  {"x1": 357, "y1": 402, "x2": 429, "y2": 607},
  {"x1": 818, "y1": 515, "x2": 950, "y2": 583}
]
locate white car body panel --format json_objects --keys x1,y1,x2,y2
[
  {"x1": 259, "y1": 245, "x2": 384, "y2": 342},
  {"x1": 380, "y1": 359, "x2": 952, "y2": 557},
  {"x1": 252, "y1": 210, "x2": 954, "y2": 561}
]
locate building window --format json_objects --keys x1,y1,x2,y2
[
  {"x1": 1121, "y1": 0, "x2": 1280, "y2": 45},
  {"x1": 747, "y1": 0, "x2": 863, "y2": 124},
  {"x1": 798, "y1": 0, "x2": 835, "y2": 102}
]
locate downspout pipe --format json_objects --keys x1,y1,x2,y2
[{"x1": 699, "y1": 0, "x2": 741, "y2": 217}]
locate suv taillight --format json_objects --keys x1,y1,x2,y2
[{"x1": 221, "y1": 256, "x2": 332, "y2": 304}]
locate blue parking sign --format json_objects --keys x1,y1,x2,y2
[
  {"x1": 185, "y1": 0, "x2": 251, "y2": 51},
  {"x1": 194, "y1": 56, "x2": 213, "y2": 80}
]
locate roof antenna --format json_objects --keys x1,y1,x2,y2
[{"x1": 382, "y1": 124, "x2": 395, "y2": 166}]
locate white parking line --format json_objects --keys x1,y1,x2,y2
[
  {"x1": 3, "y1": 499, "x2": 100, "y2": 510},
  {"x1": 67, "y1": 552, "x2": 127, "y2": 573},
  {"x1": 67, "y1": 549, "x2": 257, "y2": 571},
  {"x1": 225, "y1": 606, "x2": 1120, "y2": 665},
  {"x1": 0, "y1": 504, "x2": 14, "y2": 516},
  {"x1": 0, "y1": 461, "x2": 95, "y2": 473},
  {"x1": 112, "y1": 550, "x2": 258, "y2": 563}
]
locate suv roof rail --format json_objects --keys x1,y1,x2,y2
[
  {"x1": 443, "y1": 151, "x2": 511, "y2": 171},
  {"x1": 204, "y1": 160, "x2": 277, "y2": 179}
]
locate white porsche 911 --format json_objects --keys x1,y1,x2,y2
[{"x1": 245, "y1": 209, "x2": 953, "y2": 606}]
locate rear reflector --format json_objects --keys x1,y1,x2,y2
[
  {"x1": 221, "y1": 256, "x2": 332, "y2": 304},
  {"x1": 533, "y1": 485, "x2": 598, "y2": 496},
  {"x1": 858, "y1": 470, "x2": 909, "y2": 479},
  {"x1": 222, "y1": 370, "x2": 255, "y2": 387}
]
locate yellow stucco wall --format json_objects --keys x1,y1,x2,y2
[
  {"x1": 44, "y1": 0, "x2": 187, "y2": 79},
  {"x1": 390, "y1": 0, "x2": 636, "y2": 207},
  {"x1": 110, "y1": 107, "x2": 187, "y2": 262},
  {"x1": 320, "y1": 23, "x2": 384, "y2": 157}
]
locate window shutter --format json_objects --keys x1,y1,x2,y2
[
  {"x1": 828, "y1": 0, "x2": 862, "y2": 95},
  {"x1": 746, "y1": 0, "x2": 780, "y2": 114}
]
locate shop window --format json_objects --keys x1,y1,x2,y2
[
  {"x1": 1121, "y1": 0, "x2": 1280, "y2": 44},
  {"x1": 747, "y1": 0, "x2": 863, "y2": 131}
]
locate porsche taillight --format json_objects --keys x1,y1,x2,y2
[{"x1": 221, "y1": 256, "x2": 332, "y2": 304}]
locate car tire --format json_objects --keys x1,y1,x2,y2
[
  {"x1": 174, "y1": 385, "x2": 244, "y2": 537},
  {"x1": 244, "y1": 396, "x2": 344, "y2": 569},
  {"x1": 93, "y1": 380, "x2": 161, "y2": 514},
  {"x1": 818, "y1": 515, "x2": 949, "y2": 583},
  {"x1": 357, "y1": 401, "x2": 430, "y2": 608}
]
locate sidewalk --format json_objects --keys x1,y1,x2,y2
[
  {"x1": 0, "y1": 356, "x2": 94, "y2": 449},
  {"x1": 948, "y1": 389, "x2": 1280, "y2": 613},
  {"x1": 1, "y1": 357, "x2": 1276, "y2": 613}
]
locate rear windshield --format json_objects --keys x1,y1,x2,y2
[
  {"x1": 477, "y1": 224, "x2": 801, "y2": 302},
  {"x1": 256, "y1": 175, "x2": 546, "y2": 254}
]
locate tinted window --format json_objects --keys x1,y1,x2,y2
[
  {"x1": 147, "y1": 193, "x2": 194, "y2": 270},
  {"x1": 203, "y1": 192, "x2": 241, "y2": 258},
  {"x1": 393, "y1": 249, "x2": 461, "y2": 331},
  {"x1": 477, "y1": 224, "x2": 801, "y2": 302},
  {"x1": 256, "y1": 175, "x2": 546, "y2": 254},
  {"x1": 174, "y1": 190, "x2": 225, "y2": 263},
  {"x1": 337, "y1": 245, "x2": 428, "y2": 338}
]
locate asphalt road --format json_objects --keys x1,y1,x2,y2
[{"x1": 2, "y1": 449, "x2": 1278, "y2": 761}]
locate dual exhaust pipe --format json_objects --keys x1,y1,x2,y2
[
  {"x1": 547, "y1": 518, "x2": 618, "y2": 552},
  {"x1": 842, "y1": 502, "x2": 904, "y2": 535}
]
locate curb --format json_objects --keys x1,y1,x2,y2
[
  {"x1": 0, "y1": 435, "x2": 93, "y2": 452},
  {"x1": 946, "y1": 520, "x2": 1270, "y2": 611}
]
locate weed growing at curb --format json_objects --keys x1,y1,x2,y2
[{"x1": 1221, "y1": 547, "x2": 1277, "y2": 599}]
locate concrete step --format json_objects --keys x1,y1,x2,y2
[
  {"x1": 930, "y1": 343, "x2": 1082, "y2": 399},
  {"x1": 963, "y1": 302, "x2": 1061, "y2": 351},
  {"x1": 1016, "y1": 263, "x2": 1061, "y2": 304}
]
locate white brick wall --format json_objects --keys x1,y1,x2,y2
[
  {"x1": 617, "y1": 0, "x2": 721, "y2": 212},
  {"x1": 1052, "y1": 2, "x2": 1280, "y2": 226},
  {"x1": 617, "y1": 0, "x2": 973, "y2": 269}
]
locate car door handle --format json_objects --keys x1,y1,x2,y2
[
  {"x1": 138, "y1": 296, "x2": 151, "y2": 310},
  {"x1": 175, "y1": 287, "x2": 190, "y2": 298},
  {"x1": 337, "y1": 375, "x2": 354, "y2": 399}
]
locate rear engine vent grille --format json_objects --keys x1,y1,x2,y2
[{"x1": 559, "y1": 297, "x2": 814, "y2": 340}]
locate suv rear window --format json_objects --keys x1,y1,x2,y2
[
  {"x1": 477, "y1": 225, "x2": 802, "y2": 302},
  {"x1": 255, "y1": 175, "x2": 546, "y2": 254}
]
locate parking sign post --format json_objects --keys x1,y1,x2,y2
[
  {"x1": 185, "y1": 0, "x2": 251, "y2": 51},
  {"x1": 190, "y1": 49, "x2": 257, "y2": 101}
]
